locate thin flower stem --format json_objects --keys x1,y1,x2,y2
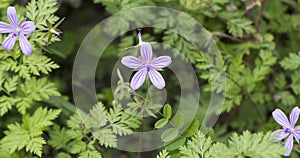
[
  {"x1": 212, "y1": 32, "x2": 243, "y2": 42},
  {"x1": 294, "y1": 144, "x2": 300, "y2": 148},
  {"x1": 137, "y1": 79, "x2": 150, "y2": 158},
  {"x1": 255, "y1": 0, "x2": 267, "y2": 31}
]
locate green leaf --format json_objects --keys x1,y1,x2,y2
[
  {"x1": 57, "y1": 152, "x2": 72, "y2": 158},
  {"x1": 3, "y1": 76, "x2": 18, "y2": 94},
  {"x1": 48, "y1": 125, "x2": 71, "y2": 149},
  {"x1": 21, "y1": 53, "x2": 59, "y2": 76},
  {"x1": 180, "y1": 132, "x2": 213, "y2": 158},
  {"x1": 165, "y1": 136, "x2": 186, "y2": 151},
  {"x1": 79, "y1": 150, "x2": 102, "y2": 158},
  {"x1": 280, "y1": 52, "x2": 300, "y2": 70},
  {"x1": 155, "y1": 118, "x2": 168, "y2": 129},
  {"x1": 163, "y1": 104, "x2": 172, "y2": 119},
  {"x1": 0, "y1": 96, "x2": 19, "y2": 116},
  {"x1": 25, "y1": 137, "x2": 46, "y2": 157},
  {"x1": 68, "y1": 140, "x2": 86, "y2": 154},
  {"x1": 227, "y1": 18, "x2": 256, "y2": 37},
  {"x1": 16, "y1": 78, "x2": 60, "y2": 114},
  {"x1": 173, "y1": 114, "x2": 185, "y2": 129},
  {"x1": 156, "y1": 149, "x2": 170, "y2": 158},
  {"x1": 161, "y1": 128, "x2": 179, "y2": 142},
  {"x1": 93, "y1": 128, "x2": 117, "y2": 148},
  {"x1": 274, "y1": 73, "x2": 286, "y2": 89},
  {"x1": 182, "y1": 119, "x2": 199, "y2": 137}
]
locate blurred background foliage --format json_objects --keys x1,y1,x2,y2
[{"x1": 0, "y1": 0, "x2": 300, "y2": 157}]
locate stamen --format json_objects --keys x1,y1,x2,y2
[
  {"x1": 283, "y1": 128, "x2": 291, "y2": 134},
  {"x1": 146, "y1": 65, "x2": 151, "y2": 71}
]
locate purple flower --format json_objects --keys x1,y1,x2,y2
[
  {"x1": 0, "y1": 6, "x2": 36, "y2": 56},
  {"x1": 121, "y1": 30, "x2": 172, "y2": 90},
  {"x1": 271, "y1": 107, "x2": 300, "y2": 156}
]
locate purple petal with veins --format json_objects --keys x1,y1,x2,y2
[
  {"x1": 271, "y1": 129, "x2": 289, "y2": 142},
  {"x1": 151, "y1": 56, "x2": 172, "y2": 69},
  {"x1": 121, "y1": 56, "x2": 145, "y2": 69},
  {"x1": 272, "y1": 109, "x2": 291, "y2": 128},
  {"x1": 2, "y1": 33, "x2": 17, "y2": 51},
  {"x1": 290, "y1": 107, "x2": 300, "y2": 127},
  {"x1": 130, "y1": 68, "x2": 147, "y2": 90},
  {"x1": 19, "y1": 34, "x2": 33, "y2": 56},
  {"x1": 284, "y1": 135, "x2": 294, "y2": 156},
  {"x1": 140, "y1": 42, "x2": 152, "y2": 62},
  {"x1": 293, "y1": 127, "x2": 300, "y2": 140},
  {"x1": 0, "y1": 22, "x2": 13, "y2": 33},
  {"x1": 20, "y1": 21, "x2": 36, "y2": 35},
  {"x1": 7, "y1": 6, "x2": 18, "y2": 27},
  {"x1": 148, "y1": 68, "x2": 165, "y2": 89}
]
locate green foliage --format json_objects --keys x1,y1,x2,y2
[
  {"x1": 80, "y1": 102, "x2": 140, "y2": 148},
  {"x1": 228, "y1": 131, "x2": 284, "y2": 158},
  {"x1": 0, "y1": 0, "x2": 64, "y2": 157},
  {"x1": 48, "y1": 102, "x2": 140, "y2": 157},
  {"x1": 1, "y1": 0, "x2": 300, "y2": 157},
  {"x1": 0, "y1": 0, "x2": 11, "y2": 9},
  {"x1": 158, "y1": 131, "x2": 284, "y2": 158},
  {"x1": 0, "y1": 108, "x2": 61, "y2": 157}
]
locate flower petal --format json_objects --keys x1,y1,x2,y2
[
  {"x1": 293, "y1": 127, "x2": 300, "y2": 140},
  {"x1": 150, "y1": 56, "x2": 172, "y2": 69},
  {"x1": 140, "y1": 42, "x2": 152, "y2": 62},
  {"x1": 2, "y1": 33, "x2": 17, "y2": 51},
  {"x1": 148, "y1": 68, "x2": 165, "y2": 89},
  {"x1": 7, "y1": 6, "x2": 18, "y2": 27},
  {"x1": 130, "y1": 68, "x2": 147, "y2": 90},
  {"x1": 0, "y1": 22, "x2": 14, "y2": 33},
  {"x1": 272, "y1": 109, "x2": 291, "y2": 128},
  {"x1": 284, "y1": 134, "x2": 294, "y2": 156},
  {"x1": 290, "y1": 107, "x2": 300, "y2": 127},
  {"x1": 20, "y1": 21, "x2": 35, "y2": 35},
  {"x1": 19, "y1": 34, "x2": 33, "y2": 56},
  {"x1": 271, "y1": 129, "x2": 289, "y2": 142},
  {"x1": 121, "y1": 56, "x2": 145, "y2": 69}
]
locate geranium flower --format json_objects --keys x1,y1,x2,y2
[
  {"x1": 0, "y1": 6, "x2": 35, "y2": 56},
  {"x1": 121, "y1": 30, "x2": 172, "y2": 90},
  {"x1": 271, "y1": 107, "x2": 300, "y2": 156}
]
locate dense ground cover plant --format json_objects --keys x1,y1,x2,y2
[{"x1": 0, "y1": 0, "x2": 300, "y2": 157}]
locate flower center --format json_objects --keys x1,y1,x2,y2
[
  {"x1": 16, "y1": 27, "x2": 20, "y2": 33},
  {"x1": 13, "y1": 27, "x2": 21, "y2": 37},
  {"x1": 146, "y1": 65, "x2": 151, "y2": 71},
  {"x1": 283, "y1": 127, "x2": 294, "y2": 134}
]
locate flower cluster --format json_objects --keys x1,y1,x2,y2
[
  {"x1": 271, "y1": 107, "x2": 300, "y2": 156},
  {"x1": 121, "y1": 29, "x2": 172, "y2": 90}
]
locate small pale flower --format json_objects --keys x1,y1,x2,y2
[
  {"x1": 271, "y1": 107, "x2": 300, "y2": 156},
  {"x1": 0, "y1": 6, "x2": 36, "y2": 56},
  {"x1": 121, "y1": 29, "x2": 172, "y2": 90}
]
